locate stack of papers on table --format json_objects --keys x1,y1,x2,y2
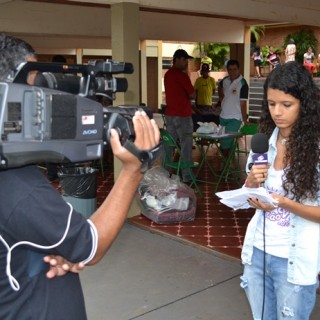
[{"x1": 216, "y1": 187, "x2": 277, "y2": 210}]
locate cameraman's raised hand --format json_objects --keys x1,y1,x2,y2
[
  {"x1": 109, "y1": 110, "x2": 160, "y2": 172},
  {"x1": 88, "y1": 110, "x2": 160, "y2": 265}
]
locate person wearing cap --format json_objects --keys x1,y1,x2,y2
[
  {"x1": 192, "y1": 63, "x2": 218, "y2": 130},
  {"x1": 164, "y1": 49, "x2": 195, "y2": 183}
]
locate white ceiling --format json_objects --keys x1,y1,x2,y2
[
  {"x1": 66, "y1": 0, "x2": 320, "y2": 26},
  {"x1": 1, "y1": 0, "x2": 319, "y2": 52}
]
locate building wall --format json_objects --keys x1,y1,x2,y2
[
  {"x1": 250, "y1": 25, "x2": 320, "y2": 75},
  {"x1": 260, "y1": 25, "x2": 320, "y2": 56}
]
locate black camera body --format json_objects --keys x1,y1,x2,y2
[{"x1": 0, "y1": 61, "x2": 154, "y2": 169}]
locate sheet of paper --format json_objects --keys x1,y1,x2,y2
[{"x1": 215, "y1": 187, "x2": 277, "y2": 210}]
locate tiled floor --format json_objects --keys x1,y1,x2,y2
[
  {"x1": 52, "y1": 138, "x2": 255, "y2": 261},
  {"x1": 129, "y1": 141, "x2": 255, "y2": 260}
]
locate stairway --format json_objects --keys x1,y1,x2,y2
[
  {"x1": 212, "y1": 77, "x2": 265, "y2": 123},
  {"x1": 248, "y1": 77, "x2": 264, "y2": 123},
  {"x1": 248, "y1": 77, "x2": 320, "y2": 123}
]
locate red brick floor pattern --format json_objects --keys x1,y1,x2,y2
[
  {"x1": 114, "y1": 144, "x2": 253, "y2": 260},
  {"x1": 129, "y1": 142, "x2": 254, "y2": 259},
  {"x1": 128, "y1": 163, "x2": 255, "y2": 261}
]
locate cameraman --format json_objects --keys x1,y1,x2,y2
[{"x1": 0, "y1": 33, "x2": 160, "y2": 320}]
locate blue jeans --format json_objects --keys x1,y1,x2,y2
[
  {"x1": 241, "y1": 247, "x2": 318, "y2": 320},
  {"x1": 165, "y1": 115, "x2": 193, "y2": 182}
]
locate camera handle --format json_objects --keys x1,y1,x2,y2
[{"x1": 124, "y1": 140, "x2": 163, "y2": 173}]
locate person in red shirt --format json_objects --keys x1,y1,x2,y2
[{"x1": 164, "y1": 49, "x2": 195, "y2": 183}]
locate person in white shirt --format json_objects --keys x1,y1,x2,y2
[
  {"x1": 217, "y1": 59, "x2": 249, "y2": 159},
  {"x1": 285, "y1": 38, "x2": 296, "y2": 62},
  {"x1": 303, "y1": 47, "x2": 316, "y2": 75}
]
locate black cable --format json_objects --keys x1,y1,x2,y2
[{"x1": 261, "y1": 210, "x2": 266, "y2": 319}]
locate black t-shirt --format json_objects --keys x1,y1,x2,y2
[{"x1": 0, "y1": 165, "x2": 95, "y2": 320}]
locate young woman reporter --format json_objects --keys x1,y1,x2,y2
[{"x1": 241, "y1": 61, "x2": 320, "y2": 320}]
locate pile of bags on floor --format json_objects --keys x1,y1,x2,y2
[{"x1": 136, "y1": 166, "x2": 197, "y2": 224}]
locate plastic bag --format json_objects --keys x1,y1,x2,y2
[
  {"x1": 136, "y1": 166, "x2": 197, "y2": 224},
  {"x1": 196, "y1": 121, "x2": 218, "y2": 134},
  {"x1": 58, "y1": 166, "x2": 97, "y2": 199}
]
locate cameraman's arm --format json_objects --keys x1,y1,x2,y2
[{"x1": 87, "y1": 110, "x2": 160, "y2": 265}]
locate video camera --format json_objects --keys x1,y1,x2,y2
[{"x1": 0, "y1": 60, "x2": 161, "y2": 171}]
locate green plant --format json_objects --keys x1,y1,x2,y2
[
  {"x1": 284, "y1": 30, "x2": 318, "y2": 63},
  {"x1": 260, "y1": 45, "x2": 269, "y2": 67},
  {"x1": 196, "y1": 43, "x2": 230, "y2": 71},
  {"x1": 250, "y1": 26, "x2": 265, "y2": 43}
]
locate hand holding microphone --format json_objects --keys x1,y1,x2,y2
[{"x1": 246, "y1": 133, "x2": 269, "y2": 188}]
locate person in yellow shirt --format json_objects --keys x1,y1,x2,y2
[
  {"x1": 192, "y1": 63, "x2": 219, "y2": 130},
  {"x1": 200, "y1": 53, "x2": 212, "y2": 70}
]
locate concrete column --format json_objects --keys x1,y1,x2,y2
[
  {"x1": 110, "y1": 2, "x2": 141, "y2": 217},
  {"x1": 157, "y1": 41, "x2": 163, "y2": 109},
  {"x1": 76, "y1": 48, "x2": 83, "y2": 64},
  {"x1": 229, "y1": 28, "x2": 250, "y2": 116},
  {"x1": 140, "y1": 40, "x2": 147, "y2": 105},
  {"x1": 243, "y1": 26, "x2": 251, "y2": 86},
  {"x1": 229, "y1": 44, "x2": 245, "y2": 75},
  {"x1": 111, "y1": 2, "x2": 140, "y2": 106}
]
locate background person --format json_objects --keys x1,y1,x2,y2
[
  {"x1": 0, "y1": 33, "x2": 160, "y2": 320},
  {"x1": 316, "y1": 52, "x2": 320, "y2": 77},
  {"x1": 216, "y1": 59, "x2": 249, "y2": 159},
  {"x1": 164, "y1": 48, "x2": 195, "y2": 183},
  {"x1": 200, "y1": 52, "x2": 212, "y2": 71},
  {"x1": 251, "y1": 46, "x2": 262, "y2": 78},
  {"x1": 266, "y1": 45, "x2": 280, "y2": 70},
  {"x1": 241, "y1": 61, "x2": 320, "y2": 319},
  {"x1": 303, "y1": 46, "x2": 316, "y2": 75},
  {"x1": 285, "y1": 38, "x2": 296, "y2": 62},
  {"x1": 192, "y1": 63, "x2": 218, "y2": 130}
]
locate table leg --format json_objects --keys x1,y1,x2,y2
[
  {"x1": 195, "y1": 139, "x2": 218, "y2": 180},
  {"x1": 215, "y1": 136, "x2": 240, "y2": 191}
]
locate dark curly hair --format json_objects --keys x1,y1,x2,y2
[
  {"x1": 0, "y1": 32, "x2": 36, "y2": 81},
  {"x1": 259, "y1": 61, "x2": 320, "y2": 202}
]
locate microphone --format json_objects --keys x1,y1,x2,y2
[
  {"x1": 250, "y1": 133, "x2": 269, "y2": 187},
  {"x1": 251, "y1": 133, "x2": 269, "y2": 165}
]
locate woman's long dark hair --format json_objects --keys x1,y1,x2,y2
[
  {"x1": 259, "y1": 61, "x2": 320, "y2": 201},
  {"x1": 254, "y1": 46, "x2": 261, "y2": 55}
]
